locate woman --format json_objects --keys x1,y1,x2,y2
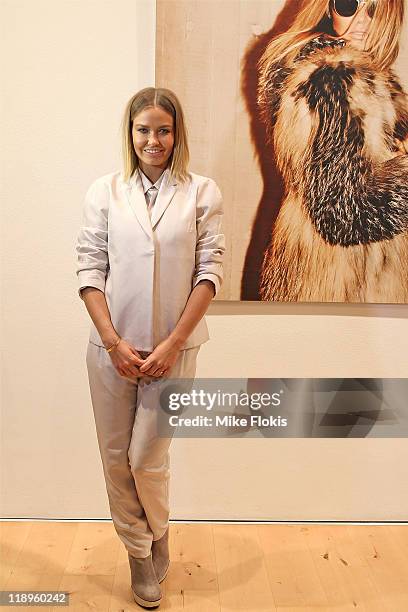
[
  {"x1": 257, "y1": 0, "x2": 408, "y2": 302},
  {"x1": 76, "y1": 87, "x2": 224, "y2": 608}
]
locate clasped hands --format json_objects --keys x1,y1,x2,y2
[{"x1": 108, "y1": 336, "x2": 181, "y2": 381}]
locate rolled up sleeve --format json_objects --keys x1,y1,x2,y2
[
  {"x1": 192, "y1": 179, "x2": 225, "y2": 297},
  {"x1": 76, "y1": 178, "x2": 109, "y2": 300}
]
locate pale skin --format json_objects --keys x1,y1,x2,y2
[
  {"x1": 331, "y1": 0, "x2": 372, "y2": 48},
  {"x1": 81, "y1": 105, "x2": 216, "y2": 380}
]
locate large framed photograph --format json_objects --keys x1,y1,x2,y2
[{"x1": 157, "y1": 0, "x2": 408, "y2": 302}]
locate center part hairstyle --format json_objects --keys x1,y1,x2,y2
[
  {"x1": 121, "y1": 87, "x2": 190, "y2": 183},
  {"x1": 259, "y1": 0, "x2": 405, "y2": 72}
]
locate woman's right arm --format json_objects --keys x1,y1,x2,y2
[
  {"x1": 80, "y1": 287, "x2": 144, "y2": 378},
  {"x1": 76, "y1": 179, "x2": 143, "y2": 377},
  {"x1": 80, "y1": 287, "x2": 120, "y2": 349}
]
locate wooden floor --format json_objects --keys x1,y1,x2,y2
[{"x1": 1, "y1": 522, "x2": 408, "y2": 611}]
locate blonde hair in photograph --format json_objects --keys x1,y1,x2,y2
[
  {"x1": 259, "y1": 0, "x2": 405, "y2": 73},
  {"x1": 121, "y1": 87, "x2": 190, "y2": 183}
]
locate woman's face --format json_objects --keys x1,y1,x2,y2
[
  {"x1": 331, "y1": 1, "x2": 373, "y2": 48},
  {"x1": 132, "y1": 106, "x2": 175, "y2": 173}
]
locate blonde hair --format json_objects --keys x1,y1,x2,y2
[
  {"x1": 259, "y1": 0, "x2": 405, "y2": 72},
  {"x1": 121, "y1": 87, "x2": 190, "y2": 183}
]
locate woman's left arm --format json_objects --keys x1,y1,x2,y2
[{"x1": 139, "y1": 179, "x2": 225, "y2": 376}]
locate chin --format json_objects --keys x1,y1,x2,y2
[
  {"x1": 142, "y1": 155, "x2": 166, "y2": 165},
  {"x1": 345, "y1": 36, "x2": 367, "y2": 49}
]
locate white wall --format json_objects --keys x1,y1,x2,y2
[
  {"x1": 1, "y1": 0, "x2": 407, "y2": 522},
  {"x1": 1, "y1": 0, "x2": 156, "y2": 519}
]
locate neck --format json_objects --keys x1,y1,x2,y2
[{"x1": 139, "y1": 163, "x2": 167, "y2": 184}]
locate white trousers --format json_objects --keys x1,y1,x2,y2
[{"x1": 86, "y1": 342, "x2": 200, "y2": 558}]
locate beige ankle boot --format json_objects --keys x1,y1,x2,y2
[
  {"x1": 151, "y1": 527, "x2": 170, "y2": 583},
  {"x1": 128, "y1": 551, "x2": 162, "y2": 608}
]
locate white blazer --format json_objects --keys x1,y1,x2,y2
[{"x1": 76, "y1": 168, "x2": 225, "y2": 351}]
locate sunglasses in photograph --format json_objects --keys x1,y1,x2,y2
[{"x1": 331, "y1": 0, "x2": 376, "y2": 18}]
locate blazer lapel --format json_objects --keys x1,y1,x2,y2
[
  {"x1": 124, "y1": 171, "x2": 153, "y2": 240},
  {"x1": 150, "y1": 172, "x2": 178, "y2": 230}
]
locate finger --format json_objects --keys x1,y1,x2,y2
[
  {"x1": 130, "y1": 354, "x2": 145, "y2": 366},
  {"x1": 143, "y1": 368, "x2": 158, "y2": 376},
  {"x1": 143, "y1": 364, "x2": 161, "y2": 376},
  {"x1": 129, "y1": 346, "x2": 146, "y2": 362},
  {"x1": 151, "y1": 365, "x2": 165, "y2": 377},
  {"x1": 139, "y1": 359, "x2": 154, "y2": 373},
  {"x1": 126, "y1": 366, "x2": 141, "y2": 377},
  {"x1": 117, "y1": 359, "x2": 139, "y2": 378}
]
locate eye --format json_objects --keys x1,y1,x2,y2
[
  {"x1": 159, "y1": 128, "x2": 171, "y2": 134},
  {"x1": 136, "y1": 127, "x2": 148, "y2": 133}
]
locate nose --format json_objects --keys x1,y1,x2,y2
[
  {"x1": 148, "y1": 131, "x2": 160, "y2": 145},
  {"x1": 354, "y1": 4, "x2": 370, "y2": 25}
]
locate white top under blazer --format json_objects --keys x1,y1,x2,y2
[
  {"x1": 76, "y1": 168, "x2": 225, "y2": 352},
  {"x1": 139, "y1": 167, "x2": 166, "y2": 216}
]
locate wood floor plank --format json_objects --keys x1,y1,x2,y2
[
  {"x1": 4, "y1": 522, "x2": 77, "y2": 592},
  {"x1": 386, "y1": 525, "x2": 408, "y2": 567},
  {"x1": 64, "y1": 522, "x2": 119, "y2": 576},
  {"x1": 347, "y1": 525, "x2": 408, "y2": 612},
  {"x1": 182, "y1": 589, "x2": 221, "y2": 610},
  {"x1": 275, "y1": 608, "x2": 322, "y2": 612},
  {"x1": 258, "y1": 523, "x2": 327, "y2": 608},
  {"x1": 108, "y1": 543, "x2": 135, "y2": 611},
  {"x1": 301, "y1": 525, "x2": 355, "y2": 610},
  {"x1": 157, "y1": 587, "x2": 184, "y2": 611},
  {"x1": 0, "y1": 521, "x2": 32, "y2": 589},
  {"x1": 167, "y1": 523, "x2": 219, "y2": 592},
  {"x1": 57, "y1": 572, "x2": 114, "y2": 611},
  {"x1": 213, "y1": 524, "x2": 276, "y2": 611},
  {"x1": 330, "y1": 525, "x2": 386, "y2": 611},
  {"x1": 56, "y1": 522, "x2": 118, "y2": 612}
]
